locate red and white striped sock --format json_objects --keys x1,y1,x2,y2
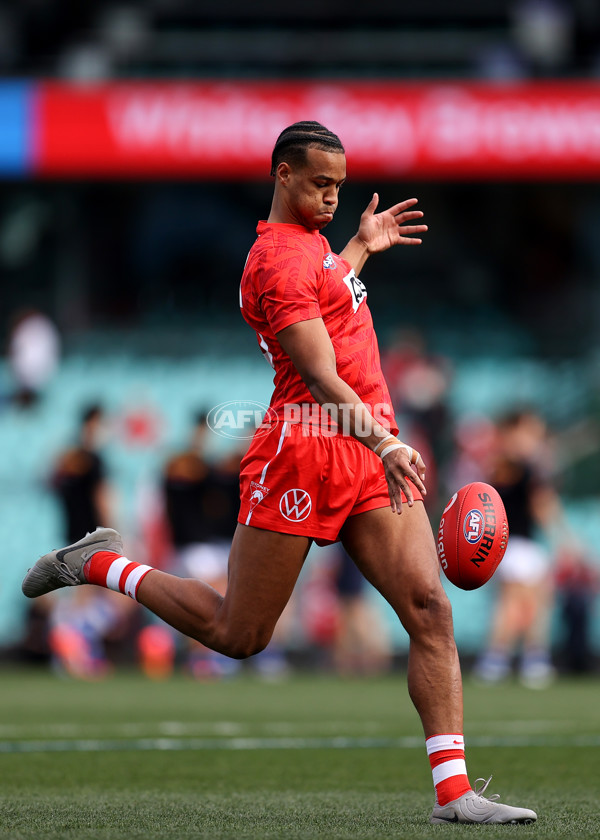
[
  {"x1": 83, "y1": 550, "x2": 154, "y2": 601},
  {"x1": 426, "y1": 733, "x2": 472, "y2": 806}
]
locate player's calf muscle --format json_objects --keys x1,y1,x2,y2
[
  {"x1": 138, "y1": 573, "x2": 274, "y2": 658},
  {"x1": 137, "y1": 572, "x2": 224, "y2": 643}
]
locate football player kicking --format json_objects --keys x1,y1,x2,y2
[{"x1": 23, "y1": 121, "x2": 536, "y2": 825}]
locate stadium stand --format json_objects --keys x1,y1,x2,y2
[{"x1": 4, "y1": 1, "x2": 599, "y2": 81}]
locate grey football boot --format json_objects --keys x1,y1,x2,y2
[
  {"x1": 430, "y1": 777, "x2": 537, "y2": 825},
  {"x1": 22, "y1": 528, "x2": 123, "y2": 598}
]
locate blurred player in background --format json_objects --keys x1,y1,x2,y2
[
  {"x1": 382, "y1": 327, "x2": 453, "y2": 508},
  {"x1": 23, "y1": 121, "x2": 536, "y2": 824},
  {"x1": 554, "y1": 542, "x2": 599, "y2": 673},
  {"x1": 52, "y1": 404, "x2": 111, "y2": 542},
  {"x1": 47, "y1": 403, "x2": 134, "y2": 678},
  {"x1": 161, "y1": 412, "x2": 241, "y2": 678},
  {"x1": 474, "y1": 409, "x2": 562, "y2": 688}
]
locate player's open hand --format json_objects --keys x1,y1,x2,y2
[
  {"x1": 357, "y1": 194, "x2": 427, "y2": 254},
  {"x1": 381, "y1": 447, "x2": 427, "y2": 514}
]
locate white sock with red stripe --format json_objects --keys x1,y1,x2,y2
[
  {"x1": 426, "y1": 733, "x2": 472, "y2": 806},
  {"x1": 83, "y1": 550, "x2": 153, "y2": 600}
]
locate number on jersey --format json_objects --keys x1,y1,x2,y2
[{"x1": 342, "y1": 270, "x2": 367, "y2": 312}]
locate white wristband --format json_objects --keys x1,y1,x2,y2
[
  {"x1": 373, "y1": 435, "x2": 398, "y2": 456},
  {"x1": 380, "y1": 443, "x2": 413, "y2": 460}
]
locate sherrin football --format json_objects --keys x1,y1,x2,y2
[{"x1": 437, "y1": 482, "x2": 509, "y2": 590}]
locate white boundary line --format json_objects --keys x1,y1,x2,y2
[{"x1": 1, "y1": 734, "x2": 599, "y2": 755}]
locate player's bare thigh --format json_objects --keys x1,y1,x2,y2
[
  {"x1": 339, "y1": 503, "x2": 447, "y2": 633},
  {"x1": 218, "y1": 523, "x2": 311, "y2": 655}
]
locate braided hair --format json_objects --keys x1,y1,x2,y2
[{"x1": 270, "y1": 121, "x2": 345, "y2": 176}]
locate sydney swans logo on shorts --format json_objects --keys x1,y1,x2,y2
[
  {"x1": 279, "y1": 488, "x2": 312, "y2": 522},
  {"x1": 463, "y1": 509, "x2": 485, "y2": 544},
  {"x1": 323, "y1": 253, "x2": 337, "y2": 270},
  {"x1": 249, "y1": 481, "x2": 270, "y2": 512}
]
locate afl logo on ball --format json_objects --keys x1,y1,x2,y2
[
  {"x1": 280, "y1": 489, "x2": 312, "y2": 522},
  {"x1": 463, "y1": 509, "x2": 484, "y2": 544}
]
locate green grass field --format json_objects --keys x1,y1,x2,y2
[{"x1": 0, "y1": 668, "x2": 598, "y2": 839}]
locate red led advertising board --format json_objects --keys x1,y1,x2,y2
[{"x1": 32, "y1": 80, "x2": 600, "y2": 179}]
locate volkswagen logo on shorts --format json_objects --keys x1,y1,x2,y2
[
  {"x1": 279, "y1": 488, "x2": 312, "y2": 522},
  {"x1": 207, "y1": 400, "x2": 276, "y2": 440},
  {"x1": 463, "y1": 509, "x2": 484, "y2": 544}
]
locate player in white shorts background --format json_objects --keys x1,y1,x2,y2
[{"x1": 475, "y1": 409, "x2": 559, "y2": 688}]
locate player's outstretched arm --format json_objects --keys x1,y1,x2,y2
[{"x1": 340, "y1": 195, "x2": 427, "y2": 275}]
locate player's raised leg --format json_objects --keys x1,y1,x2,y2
[
  {"x1": 340, "y1": 503, "x2": 537, "y2": 825},
  {"x1": 137, "y1": 524, "x2": 310, "y2": 657},
  {"x1": 22, "y1": 524, "x2": 311, "y2": 660}
]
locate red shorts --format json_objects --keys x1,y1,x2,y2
[{"x1": 238, "y1": 421, "x2": 421, "y2": 545}]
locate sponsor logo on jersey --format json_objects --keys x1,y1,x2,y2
[
  {"x1": 463, "y1": 509, "x2": 484, "y2": 544},
  {"x1": 279, "y1": 488, "x2": 312, "y2": 522},
  {"x1": 323, "y1": 253, "x2": 337, "y2": 270},
  {"x1": 249, "y1": 481, "x2": 270, "y2": 511}
]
